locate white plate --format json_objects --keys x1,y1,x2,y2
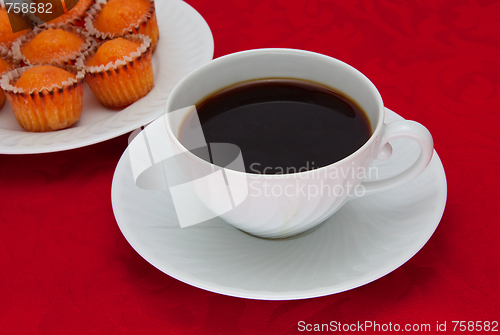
[
  {"x1": 0, "y1": 0, "x2": 214, "y2": 154},
  {"x1": 111, "y1": 109, "x2": 447, "y2": 300}
]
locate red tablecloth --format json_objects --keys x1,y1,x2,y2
[{"x1": 1, "y1": 0, "x2": 499, "y2": 333}]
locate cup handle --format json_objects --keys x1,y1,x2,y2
[{"x1": 358, "y1": 120, "x2": 434, "y2": 197}]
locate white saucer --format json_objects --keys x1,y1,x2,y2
[
  {"x1": 0, "y1": 0, "x2": 214, "y2": 154},
  {"x1": 111, "y1": 108, "x2": 447, "y2": 300}
]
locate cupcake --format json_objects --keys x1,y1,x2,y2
[
  {"x1": 37, "y1": 0, "x2": 95, "y2": 28},
  {"x1": 77, "y1": 34, "x2": 153, "y2": 109},
  {"x1": 0, "y1": 52, "x2": 12, "y2": 109},
  {"x1": 0, "y1": 65, "x2": 85, "y2": 132},
  {"x1": 0, "y1": 8, "x2": 30, "y2": 47},
  {"x1": 12, "y1": 24, "x2": 94, "y2": 66},
  {"x1": 85, "y1": 0, "x2": 159, "y2": 52},
  {"x1": 0, "y1": 46, "x2": 16, "y2": 109}
]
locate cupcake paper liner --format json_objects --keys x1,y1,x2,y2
[
  {"x1": 0, "y1": 65, "x2": 85, "y2": 132},
  {"x1": 85, "y1": 0, "x2": 159, "y2": 51},
  {"x1": 11, "y1": 23, "x2": 95, "y2": 67},
  {"x1": 76, "y1": 33, "x2": 154, "y2": 109}
]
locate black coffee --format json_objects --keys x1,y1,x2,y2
[{"x1": 179, "y1": 79, "x2": 372, "y2": 174}]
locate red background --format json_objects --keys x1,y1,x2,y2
[{"x1": 1, "y1": 0, "x2": 499, "y2": 333}]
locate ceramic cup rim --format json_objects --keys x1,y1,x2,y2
[{"x1": 164, "y1": 48, "x2": 385, "y2": 177}]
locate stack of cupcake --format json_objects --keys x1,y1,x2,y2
[{"x1": 0, "y1": 0, "x2": 159, "y2": 132}]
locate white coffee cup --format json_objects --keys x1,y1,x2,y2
[{"x1": 164, "y1": 49, "x2": 433, "y2": 239}]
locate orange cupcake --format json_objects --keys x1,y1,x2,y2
[
  {"x1": 0, "y1": 53, "x2": 12, "y2": 109},
  {"x1": 85, "y1": 0, "x2": 159, "y2": 52},
  {"x1": 0, "y1": 65, "x2": 85, "y2": 132},
  {"x1": 12, "y1": 24, "x2": 94, "y2": 66},
  {"x1": 36, "y1": 0, "x2": 95, "y2": 28},
  {"x1": 0, "y1": 8, "x2": 30, "y2": 47},
  {"x1": 77, "y1": 34, "x2": 153, "y2": 108}
]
